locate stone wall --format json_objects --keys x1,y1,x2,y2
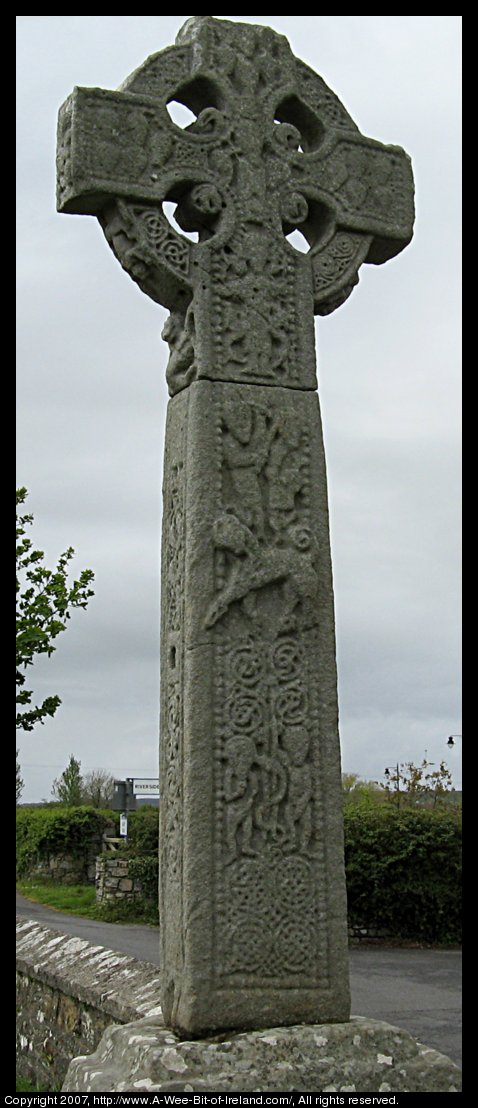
[
  {"x1": 16, "y1": 917, "x2": 161, "y2": 1090},
  {"x1": 95, "y1": 853, "x2": 144, "y2": 903},
  {"x1": 22, "y1": 832, "x2": 105, "y2": 886},
  {"x1": 348, "y1": 925, "x2": 394, "y2": 944}
]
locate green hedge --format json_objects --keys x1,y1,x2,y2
[
  {"x1": 127, "y1": 854, "x2": 159, "y2": 904},
  {"x1": 17, "y1": 803, "x2": 461, "y2": 944},
  {"x1": 16, "y1": 806, "x2": 116, "y2": 877},
  {"x1": 126, "y1": 805, "x2": 159, "y2": 855},
  {"x1": 120, "y1": 808, "x2": 159, "y2": 905},
  {"x1": 344, "y1": 805, "x2": 462, "y2": 943}
]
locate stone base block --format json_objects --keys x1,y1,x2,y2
[{"x1": 63, "y1": 1015, "x2": 461, "y2": 1093}]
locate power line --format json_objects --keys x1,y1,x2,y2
[{"x1": 21, "y1": 763, "x2": 158, "y2": 772}]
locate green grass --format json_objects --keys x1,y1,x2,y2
[
  {"x1": 16, "y1": 1075, "x2": 57, "y2": 1092},
  {"x1": 17, "y1": 879, "x2": 98, "y2": 916},
  {"x1": 17, "y1": 878, "x2": 158, "y2": 926}
]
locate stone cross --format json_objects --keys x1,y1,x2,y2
[{"x1": 57, "y1": 16, "x2": 414, "y2": 1037}]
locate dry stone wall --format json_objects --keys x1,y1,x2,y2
[
  {"x1": 16, "y1": 917, "x2": 161, "y2": 1089},
  {"x1": 25, "y1": 845, "x2": 100, "y2": 886},
  {"x1": 95, "y1": 854, "x2": 144, "y2": 903}
]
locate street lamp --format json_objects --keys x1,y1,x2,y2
[
  {"x1": 384, "y1": 763, "x2": 401, "y2": 807},
  {"x1": 447, "y1": 734, "x2": 462, "y2": 747}
]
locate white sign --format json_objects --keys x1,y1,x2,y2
[
  {"x1": 133, "y1": 778, "x2": 160, "y2": 796},
  {"x1": 120, "y1": 813, "x2": 128, "y2": 837}
]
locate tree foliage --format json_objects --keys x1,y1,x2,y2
[
  {"x1": 342, "y1": 773, "x2": 386, "y2": 808},
  {"x1": 16, "y1": 487, "x2": 94, "y2": 731},
  {"x1": 16, "y1": 805, "x2": 115, "y2": 878},
  {"x1": 51, "y1": 754, "x2": 84, "y2": 806},
  {"x1": 381, "y1": 757, "x2": 454, "y2": 807},
  {"x1": 81, "y1": 768, "x2": 115, "y2": 809}
]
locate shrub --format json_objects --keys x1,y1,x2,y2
[
  {"x1": 127, "y1": 854, "x2": 159, "y2": 906},
  {"x1": 121, "y1": 808, "x2": 159, "y2": 907},
  {"x1": 344, "y1": 805, "x2": 462, "y2": 944},
  {"x1": 126, "y1": 805, "x2": 159, "y2": 855},
  {"x1": 16, "y1": 806, "x2": 116, "y2": 878}
]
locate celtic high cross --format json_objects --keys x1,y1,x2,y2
[{"x1": 57, "y1": 16, "x2": 414, "y2": 1036}]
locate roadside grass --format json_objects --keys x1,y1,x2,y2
[
  {"x1": 16, "y1": 1075, "x2": 58, "y2": 1092},
  {"x1": 17, "y1": 878, "x2": 158, "y2": 927}
]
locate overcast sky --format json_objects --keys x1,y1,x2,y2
[{"x1": 16, "y1": 16, "x2": 461, "y2": 803}]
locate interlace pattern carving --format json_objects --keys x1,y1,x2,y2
[{"x1": 161, "y1": 456, "x2": 185, "y2": 974}]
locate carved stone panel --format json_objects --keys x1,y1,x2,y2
[{"x1": 160, "y1": 380, "x2": 350, "y2": 1034}]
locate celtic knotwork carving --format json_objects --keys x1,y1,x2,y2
[
  {"x1": 312, "y1": 231, "x2": 372, "y2": 314},
  {"x1": 205, "y1": 384, "x2": 323, "y2": 980},
  {"x1": 229, "y1": 919, "x2": 274, "y2": 972},
  {"x1": 99, "y1": 200, "x2": 192, "y2": 312},
  {"x1": 226, "y1": 691, "x2": 263, "y2": 734},
  {"x1": 275, "y1": 916, "x2": 316, "y2": 973},
  {"x1": 161, "y1": 445, "x2": 185, "y2": 906},
  {"x1": 271, "y1": 637, "x2": 304, "y2": 683},
  {"x1": 163, "y1": 679, "x2": 182, "y2": 882},
  {"x1": 227, "y1": 858, "x2": 275, "y2": 914},
  {"x1": 227, "y1": 639, "x2": 264, "y2": 687},
  {"x1": 166, "y1": 463, "x2": 185, "y2": 631},
  {"x1": 275, "y1": 685, "x2": 307, "y2": 726},
  {"x1": 220, "y1": 843, "x2": 320, "y2": 977},
  {"x1": 135, "y1": 207, "x2": 190, "y2": 273},
  {"x1": 275, "y1": 856, "x2": 313, "y2": 910}
]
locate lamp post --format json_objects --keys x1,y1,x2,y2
[
  {"x1": 447, "y1": 734, "x2": 462, "y2": 748},
  {"x1": 384, "y1": 763, "x2": 401, "y2": 808}
]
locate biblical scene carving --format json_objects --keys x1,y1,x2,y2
[
  {"x1": 210, "y1": 230, "x2": 300, "y2": 387},
  {"x1": 206, "y1": 395, "x2": 318, "y2": 632}
]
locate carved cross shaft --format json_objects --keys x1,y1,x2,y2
[{"x1": 57, "y1": 16, "x2": 414, "y2": 1038}]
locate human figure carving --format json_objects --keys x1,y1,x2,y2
[
  {"x1": 162, "y1": 303, "x2": 196, "y2": 393},
  {"x1": 222, "y1": 398, "x2": 276, "y2": 538},
  {"x1": 279, "y1": 726, "x2": 313, "y2": 853},
  {"x1": 223, "y1": 733, "x2": 260, "y2": 863}
]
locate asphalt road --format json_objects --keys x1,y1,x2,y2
[{"x1": 16, "y1": 892, "x2": 462, "y2": 1067}]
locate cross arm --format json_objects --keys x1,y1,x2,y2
[
  {"x1": 56, "y1": 84, "x2": 219, "y2": 219},
  {"x1": 294, "y1": 133, "x2": 414, "y2": 268},
  {"x1": 56, "y1": 86, "x2": 173, "y2": 215},
  {"x1": 286, "y1": 132, "x2": 414, "y2": 315}
]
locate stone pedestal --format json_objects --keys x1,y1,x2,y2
[{"x1": 62, "y1": 1014, "x2": 462, "y2": 1093}]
